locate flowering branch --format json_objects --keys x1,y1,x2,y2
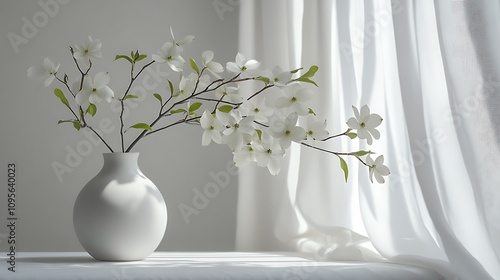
[{"x1": 27, "y1": 30, "x2": 390, "y2": 184}]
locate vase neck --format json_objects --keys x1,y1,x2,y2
[{"x1": 102, "y1": 153, "x2": 140, "y2": 170}]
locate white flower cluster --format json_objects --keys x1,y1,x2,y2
[
  {"x1": 199, "y1": 83, "x2": 328, "y2": 176},
  {"x1": 27, "y1": 29, "x2": 390, "y2": 183}
]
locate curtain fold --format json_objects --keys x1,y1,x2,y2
[{"x1": 236, "y1": 1, "x2": 500, "y2": 279}]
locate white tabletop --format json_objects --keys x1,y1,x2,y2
[{"x1": 1, "y1": 252, "x2": 444, "y2": 280}]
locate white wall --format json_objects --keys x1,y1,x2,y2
[{"x1": 0, "y1": 0, "x2": 240, "y2": 252}]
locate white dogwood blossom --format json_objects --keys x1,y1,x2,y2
[
  {"x1": 73, "y1": 36, "x2": 102, "y2": 61},
  {"x1": 275, "y1": 84, "x2": 313, "y2": 115},
  {"x1": 226, "y1": 53, "x2": 260, "y2": 77},
  {"x1": 270, "y1": 113, "x2": 306, "y2": 149},
  {"x1": 27, "y1": 58, "x2": 60, "y2": 87},
  {"x1": 366, "y1": 155, "x2": 390, "y2": 183},
  {"x1": 262, "y1": 66, "x2": 292, "y2": 87},
  {"x1": 200, "y1": 110, "x2": 224, "y2": 146},
  {"x1": 347, "y1": 105, "x2": 383, "y2": 145},
  {"x1": 219, "y1": 111, "x2": 255, "y2": 151},
  {"x1": 27, "y1": 32, "x2": 389, "y2": 182},
  {"x1": 241, "y1": 98, "x2": 273, "y2": 123},
  {"x1": 253, "y1": 133, "x2": 286, "y2": 175},
  {"x1": 202, "y1": 50, "x2": 224, "y2": 76},
  {"x1": 214, "y1": 84, "x2": 242, "y2": 103},
  {"x1": 75, "y1": 72, "x2": 114, "y2": 106},
  {"x1": 152, "y1": 42, "x2": 185, "y2": 72},
  {"x1": 303, "y1": 115, "x2": 329, "y2": 141}
]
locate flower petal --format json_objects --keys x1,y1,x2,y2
[
  {"x1": 202, "y1": 50, "x2": 214, "y2": 64},
  {"x1": 244, "y1": 59, "x2": 260, "y2": 70},
  {"x1": 43, "y1": 58, "x2": 54, "y2": 72},
  {"x1": 226, "y1": 62, "x2": 240, "y2": 73},
  {"x1": 207, "y1": 61, "x2": 224, "y2": 73},
  {"x1": 94, "y1": 72, "x2": 110, "y2": 88},
  {"x1": 152, "y1": 54, "x2": 166, "y2": 63},
  {"x1": 177, "y1": 35, "x2": 195, "y2": 46},
  {"x1": 268, "y1": 157, "x2": 281, "y2": 175},
  {"x1": 352, "y1": 106, "x2": 360, "y2": 120},
  {"x1": 200, "y1": 111, "x2": 212, "y2": 128},
  {"x1": 212, "y1": 131, "x2": 222, "y2": 144},
  {"x1": 374, "y1": 172, "x2": 385, "y2": 184},
  {"x1": 89, "y1": 92, "x2": 103, "y2": 104},
  {"x1": 368, "y1": 168, "x2": 375, "y2": 183},
  {"x1": 368, "y1": 128, "x2": 380, "y2": 140},
  {"x1": 290, "y1": 126, "x2": 306, "y2": 142},
  {"x1": 27, "y1": 65, "x2": 47, "y2": 80},
  {"x1": 296, "y1": 88, "x2": 313, "y2": 101},
  {"x1": 98, "y1": 86, "x2": 114, "y2": 102},
  {"x1": 346, "y1": 117, "x2": 360, "y2": 129},
  {"x1": 202, "y1": 130, "x2": 212, "y2": 146},
  {"x1": 75, "y1": 90, "x2": 91, "y2": 106},
  {"x1": 366, "y1": 114, "x2": 383, "y2": 128},
  {"x1": 275, "y1": 97, "x2": 291, "y2": 108},
  {"x1": 376, "y1": 165, "x2": 390, "y2": 176},
  {"x1": 360, "y1": 105, "x2": 370, "y2": 121},
  {"x1": 279, "y1": 137, "x2": 292, "y2": 149},
  {"x1": 44, "y1": 75, "x2": 56, "y2": 87},
  {"x1": 235, "y1": 53, "x2": 245, "y2": 66}
]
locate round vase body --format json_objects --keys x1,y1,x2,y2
[{"x1": 73, "y1": 153, "x2": 167, "y2": 261}]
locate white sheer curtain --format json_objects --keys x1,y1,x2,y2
[{"x1": 235, "y1": 1, "x2": 500, "y2": 279}]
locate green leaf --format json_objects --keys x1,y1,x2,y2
[
  {"x1": 255, "y1": 129, "x2": 263, "y2": 140},
  {"x1": 190, "y1": 57, "x2": 200, "y2": 74},
  {"x1": 351, "y1": 150, "x2": 372, "y2": 157},
  {"x1": 72, "y1": 120, "x2": 81, "y2": 131},
  {"x1": 136, "y1": 54, "x2": 147, "y2": 62},
  {"x1": 54, "y1": 88, "x2": 70, "y2": 107},
  {"x1": 296, "y1": 77, "x2": 318, "y2": 87},
  {"x1": 189, "y1": 102, "x2": 202, "y2": 113},
  {"x1": 255, "y1": 76, "x2": 270, "y2": 84},
  {"x1": 115, "y1": 55, "x2": 133, "y2": 64},
  {"x1": 338, "y1": 156, "x2": 348, "y2": 182},
  {"x1": 168, "y1": 80, "x2": 174, "y2": 96},
  {"x1": 218, "y1": 105, "x2": 233, "y2": 113},
  {"x1": 134, "y1": 50, "x2": 139, "y2": 60},
  {"x1": 170, "y1": 108, "x2": 187, "y2": 114},
  {"x1": 290, "y1": 67, "x2": 303, "y2": 74},
  {"x1": 130, "y1": 123, "x2": 152, "y2": 131},
  {"x1": 346, "y1": 132, "x2": 357, "y2": 139},
  {"x1": 86, "y1": 103, "x2": 97, "y2": 116},
  {"x1": 57, "y1": 119, "x2": 74, "y2": 124},
  {"x1": 299, "y1": 65, "x2": 319, "y2": 79},
  {"x1": 153, "y1": 93, "x2": 163, "y2": 104},
  {"x1": 308, "y1": 108, "x2": 316, "y2": 115},
  {"x1": 124, "y1": 94, "x2": 139, "y2": 100}
]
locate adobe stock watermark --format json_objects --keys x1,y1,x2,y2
[
  {"x1": 178, "y1": 160, "x2": 238, "y2": 224},
  {"x1": 340, "y1": 0, "x2": 403, "y2": 59},
  {"x1": 51, "y1": 65, "x2": 169, "y2": 183},
  {"x1": 389, "y1": 73, "x2": 500, "y2": 186},
  {"x1": 7, "y1": 0, "x2": 71, "y2": 54},
  {"x1": 213, "y1": 0, "x2": 239, "y2": 21}
]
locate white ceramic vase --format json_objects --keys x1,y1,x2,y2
[{"x1": 73, "y1": 153, "x2": 167, "y2": 261}]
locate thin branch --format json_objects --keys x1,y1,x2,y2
[
  {"x1": 247, "y1": 84, "x2": 274, "y2": 100},
  {"x1": 87, "y1": 126, "x2": 114, "y2": 152},
  {"x1": 320, "y1": 132, "x2": 347, "y2": 141},
  {"x1": 119, "y1": 60, "x2": 156, "y2": 152},
  {"x1": 145, "y1": 116, "x2": 201, "y2": 137},
  {"x1": 125, "y1": 73, "x2": 267, "y2": 152},
  {"x1": 300, "y1": 142, "x2": 369, "y2": 166},
  {"x1": 195, "y1": 97, "x2": 241, "y2": 106},
  {"x1": 253, "y1": 120, "x2": 269, "y2": 128}
]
